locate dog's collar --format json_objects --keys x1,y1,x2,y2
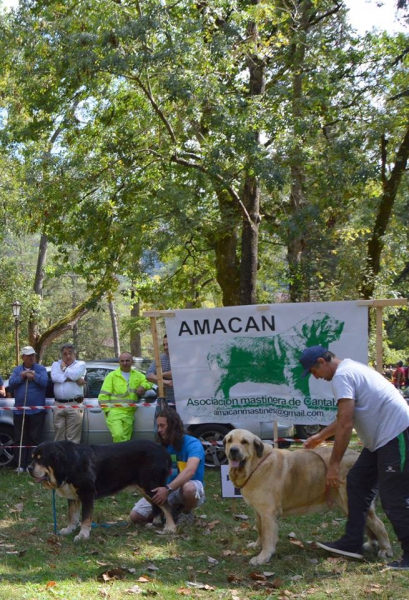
[{"x1": 238, "y1": 452, "x2": 271, "y2": 489}]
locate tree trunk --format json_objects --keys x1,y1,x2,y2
[
  {"x1": 240, "y1": 174, "x2": 260, "y2": 305},
  {"x1": 28, "y1": 233, "x2": 48, "y2": 344},
  {"x1": 212, "y1": 190, "x2": 241, "y2": 306},
  {"x1": 360, "y1": 123, "x2": 409, "y2": 299},
  {"x1": 287, "y1": 0, "x2": 312, "y2": 302},
  {"x1": 71, "y1": 274, "x2": 79, "y2": 352},
  {"x1": 108, "y1": 298, "x2": 121, "y2": 358},
  {"x1": 239, "y1": 1, "x2": 264, "y2": 305},
  {"x1": 130, "y1": 292, "x2": 142, "y2": 357},
  {"x1": 34, "y1": 286, "x2": 105, "y2": 362}
]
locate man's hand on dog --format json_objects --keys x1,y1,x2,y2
[
  {"x1": 304, "y1": 434, "x2": 322, "y2": 449},
  {"x1": 326, "y1": 463, "x2": 343, "y2": 488},
  {"x1": 151, "y1": 487, "x2": 169, "y2": 505}
]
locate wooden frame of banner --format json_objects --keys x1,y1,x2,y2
[
  {"x1": 143, "y1": 311, "x2": 176, "y2": 401},
  {"x1": 357, "y1": 298, "x2": 407, "y2": 373},
  {"x1": 144, "y1": 300, "x2": 408, "y2": 445}
]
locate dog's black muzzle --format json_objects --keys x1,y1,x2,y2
[{"x1": 228, "y1": 446, "x2": 243, "y2": 460}]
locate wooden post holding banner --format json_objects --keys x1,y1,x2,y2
[
  {"x1": 273, "y1": 421, "x2": 279, "y2": 447},
  {"x1": 149, "y1": 316, "x2": 164, "y2": 400},
  {"x1": 143, "y1": 310, "x2": 176, "y2": 407},
  {"x1": 357, "y1": 299, "x2": 408, "y2": 373}
]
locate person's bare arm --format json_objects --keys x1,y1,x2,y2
[
  {"x1": 327, "y1": 398, "x2": 355, "y2": 487},
  {"x1": 304, "y1": 420, "x2": 337, "y2": 449},
  {"x1": 151, "y1": 457, "x2": 200, "y2": 505}
]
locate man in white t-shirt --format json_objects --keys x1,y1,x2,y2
[{"x1": 299, "y1": 345, "x2": 409, "y2": 570}]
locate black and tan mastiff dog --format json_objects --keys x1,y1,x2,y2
[
  {"x1": 224, "y1": 429, "x2": 392, "y2": 565},
  {"x1": 28, "y1": 440, "x2": 176, "y2": 541}
]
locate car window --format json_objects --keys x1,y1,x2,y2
[{"x1": 86, "y1": 368, "x2": 114, "y2": 398}]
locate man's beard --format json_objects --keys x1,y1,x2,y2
[{"x1": 158, "y1": 432, "x2": 169, "y2": 445}]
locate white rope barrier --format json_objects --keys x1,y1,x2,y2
[{"x1": 0, "y1": 402, "x2": 173, "y2": 410}]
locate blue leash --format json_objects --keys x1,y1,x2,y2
[
  {"x1": 52, "y1": 489, "x2": 57, "y2": 534},
  {"x1": 51, "y1": 490, "x2": 127, "y2": 533}
]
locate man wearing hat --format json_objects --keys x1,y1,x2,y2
[
  {"x1": 9, "y1": 346, "x2": 48, "y2": 472},
  {"x1": 299, "y1": 345, "x2": 409, "y2": 570}
]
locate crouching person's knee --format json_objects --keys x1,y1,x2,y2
[
  {"x1": 130, "y1": 509, "x2": 149, "y2": 525},
  {"x1": 129, "y1": 498, "x2": 154, "y2": 525}
]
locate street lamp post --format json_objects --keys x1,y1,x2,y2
[{"x1": 11, "y1": 301, "x2": 22, "y2": 365}]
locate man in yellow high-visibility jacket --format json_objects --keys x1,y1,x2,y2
[{"x1": 98, "y1": 352, "x2": 153, "y2": 443}]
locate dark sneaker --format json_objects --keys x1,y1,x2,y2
[
  {"x1": 316, "y1": 540, "x2": 363, "y2": 559},
  {"x1": 385, "y1": 557, "x2": 409, "y2": 570},
  {"x1": 171, "y1": 506, "x2": 183, "y2": 523},
  {"x1": 177, "y1": 511, "x2": 194, "y2": 531}
]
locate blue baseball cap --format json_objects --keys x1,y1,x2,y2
[{"x1": 299, "y1": 346, "x2": 328, "y2": 377}]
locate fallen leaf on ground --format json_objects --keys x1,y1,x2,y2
[
  {"x1": 289, "y1": 539, "x2": 305, "y2": 549},
  {"x1": 99, "y1": 568, "x2": 128, "y2": 582},
  {"x1": 125, "y1": 585, "x2": 143, "y2": 595},
  {"x1": 186, "y1": 582, "x2": 215, "y2": 590},
  {"x1": 147, "y1": 564, "x2": 159, "y2": 571},
  {"x1": 6, "y1": 550, "x2": 27, "y2": 556},
  {"x1": 207, "y1": 520, "x2": 220, "y2": 530},
  {"x1": 227, "y1": 574, "x2": 242, "y2": 583},
  {"x1": 233, "y1": 514, "x2": 249, "y2": 520},
  {"x1": 46, "y1": 581, "x2": 57, "y2": 588},
  {"x1": 208, "y1": 556, "x2": 219, "y2": 565},
  {"x1": 364, "y1": 586, "x2": 383, "y2": 595},
  {"x1": 268, "y1": 577, "x2": 285, "y2": 589},
  {"x1": 137, "y1": 575, "x2": 152, "y2": 583},
  {"x1": 46, "y1": 538, "x2": 61, "y2": 547},
  {"x1": 249, "y1": 572, "x2": 266, "y2": 581}
]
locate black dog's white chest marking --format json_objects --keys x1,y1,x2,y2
[{"x1": 56, "y1": 483, "x2": 79, "y2": 500}]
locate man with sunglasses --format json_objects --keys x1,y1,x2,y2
[{"x1": 98, "y1": 351, "x2": 153, "y2": 443}]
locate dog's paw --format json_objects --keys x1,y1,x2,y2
[
  {"x1": 363, "y1": 540, "x2": 393, "y2": 558},
  {"x1": 163, "y1": 523, "x2": 177, "y2": 534},
  {"x1": 249, "y1": 554, "x2": 270, "y2": 566},
  {"x1": 73, "y1": 528, "x2": 90, "y2": 542},
  {"x1": 378, "y1": 547, "x2": 393, "y2": 559},
  {"x1": 59, "y1": 525, "x2": 77, "y2": 536}
]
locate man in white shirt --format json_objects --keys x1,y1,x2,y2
[
  {"x1": 299, "y1": 345, "x2": 409, "y2": 570},
  {"x1": 51, "y1": 344, "x2": 86, "y2": 443}
]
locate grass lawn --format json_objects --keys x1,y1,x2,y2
[{"x1": 0, "y1": 442, "x2": 407, "y2": 600}]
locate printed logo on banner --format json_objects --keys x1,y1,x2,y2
[{"x1": 207, "y1": 312, "x2": 344, "y2": 400}]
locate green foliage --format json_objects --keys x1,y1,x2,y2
[{"x1": 0, "y1": 0, "x2": 409, "y2": 358}]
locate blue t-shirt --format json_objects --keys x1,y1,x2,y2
[
  {"x1": 0, "y1": 376, "x2": 3, "y2": 387},
  {"x1": 167, "y1": 434, "x2": 205, "y2": 485}
]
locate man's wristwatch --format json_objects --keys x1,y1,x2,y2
[{"x1": 165, "y1": 485, "x2": 173, "y2": 494}]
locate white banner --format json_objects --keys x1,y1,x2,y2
[{"x1": 165, "y1": 301, "x2": 368, "y2": 427}]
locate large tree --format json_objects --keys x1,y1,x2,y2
[{"x1": 1, "y1": 0, "x2": 408, "y2": 315}]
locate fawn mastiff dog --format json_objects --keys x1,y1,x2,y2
[{"x1": 224, "y1": 429, "x2": 392, "y2": 565}]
